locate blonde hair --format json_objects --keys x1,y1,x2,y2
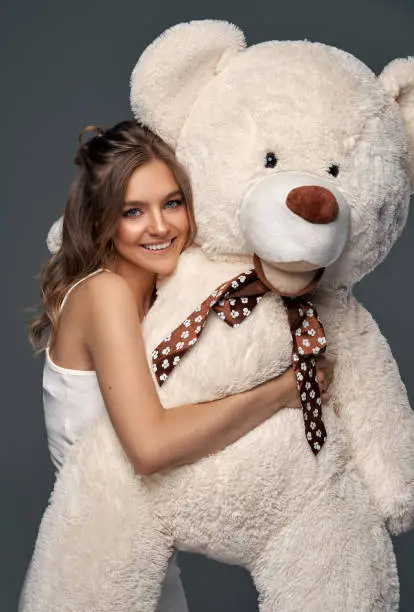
[{"x1": 29, "y1": 120, "x2": 196, "y2": 349}]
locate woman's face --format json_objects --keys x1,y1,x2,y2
[{"x1": 113, "y1": 159, "x2": 190, "y2": 277}]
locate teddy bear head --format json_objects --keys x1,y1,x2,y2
[{"x1": 130, "y1": 20, "x2": 414, "y2": 293}]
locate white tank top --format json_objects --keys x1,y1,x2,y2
[{"x1": 43, "y1": 268, "x2": 108, "y2": 470}]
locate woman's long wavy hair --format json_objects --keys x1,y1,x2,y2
[{"x1": 29, "y1": 120, "x2": 196, "y2": 350}]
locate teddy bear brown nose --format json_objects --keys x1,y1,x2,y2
[{"x1": 286, "y1": 186, "x2": 339, "y2": 224}]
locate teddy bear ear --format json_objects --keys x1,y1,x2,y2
[
  {"x1": 130, "y1": 20, "x2": 246, "y2": 147},
  {"x1": 379, "y1": 57, "x2": 414, "y2": 188}
]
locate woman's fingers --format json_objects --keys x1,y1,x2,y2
[
  {"x1": 316, "y1": 369, "x2": 325, "y2": 382},
  {"x1": 321, "y1": 390, "x2": 330, "y2": 404},
  {"x1": 316, "y1": 357, "x2": 334, "y2": 388},
  {"x1": 316, "y1": 358, "x2": 335, "y2": 404}
]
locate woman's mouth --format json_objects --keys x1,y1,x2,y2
[{"x1": 141, "y1": 238, "x2": 175, "y2": 252}]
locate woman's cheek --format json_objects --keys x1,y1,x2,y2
[
  {"x1": 177, "y1": 207, "x2": 190, "y2": 236},
  {"x1": 115, "y1": 219, "x2": 142, "y2": 245}
]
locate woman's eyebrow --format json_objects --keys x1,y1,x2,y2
[
  {"x1": 124, "y1": 190, "x2": 183, "y2": 206},
  {"x1": 123, "y1": 199, "x2": 147, "y2": 207},
  {"x1": 163, "y1": 189, "x2": 183, "y2": 200}
]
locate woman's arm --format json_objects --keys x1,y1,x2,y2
[{"x1": 84, "y1": 273, "x2": 328, "y2": 476}]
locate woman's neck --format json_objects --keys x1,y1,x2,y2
[{"x1": 106, "y1": 259, "x2": 156, "y2": 321}]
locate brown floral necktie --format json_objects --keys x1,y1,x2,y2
[
  {"x1": 282, "y1": 296, "x2": 327, "y2": 454},
  {"x1": 152, "y1": 270, "x2": 327, "y2": 455}
]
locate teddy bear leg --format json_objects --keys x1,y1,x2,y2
[
  {"x1": 251, "y1": 469, "x2": 399, "y2": 612},
  {"x1": 118, "y1": 515, "x2": 175, "y2": 611},
  {"x1": 21, "y1": 418, "x2": 174, "y2": 612}
]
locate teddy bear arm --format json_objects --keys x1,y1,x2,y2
[{"x1": 333, "y1": 300, "x2": 414, "y2": 535}]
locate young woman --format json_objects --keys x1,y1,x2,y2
[{"x1": 25, "y1": 120, "x2": 332, "y2": 611}]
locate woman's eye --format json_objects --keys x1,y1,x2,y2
[
  {"x1": 123, "y1": 207, "x2": 142, "y2": 218},
  {"x1": 164, "y1": 199, "x2": 184, "y2": 209}
]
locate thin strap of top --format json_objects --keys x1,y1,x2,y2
[{"x1": 59, "y1": 268, "x2": 111, "y2": 313}]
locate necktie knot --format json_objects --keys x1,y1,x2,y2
[{"x1": 212, "y1": 276, "x2": 268, "y2": 326}]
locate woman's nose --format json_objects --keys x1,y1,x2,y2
[{"x1": 147, "y1": 211, "x2": 169, "y2": 235}]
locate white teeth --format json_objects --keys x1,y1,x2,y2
[{"x1": 143, "y1": 240, "x2": 173, "y2": 251}]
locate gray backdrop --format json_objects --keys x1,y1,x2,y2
[{"x1": 1, "y1": 0, "x2": 413, "y2": 610}]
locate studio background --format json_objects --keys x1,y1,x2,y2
[{"x1": 1, "y1": 0, "x2": 413, "y2": 610}]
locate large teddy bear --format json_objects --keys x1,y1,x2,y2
[{"x1": 24, "y1": 20, "x2": 414, "y2": 612}]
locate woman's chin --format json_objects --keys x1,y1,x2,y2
[
  {"x1": 154, "y1": 262, "x2": 178, "y2": 276},
  {"x1": 139, "y1": 254, "x2": 180, "y2": 277}
]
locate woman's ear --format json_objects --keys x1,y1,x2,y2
[
  {"x1": 130, "y1": 20, "x2": 245, "y2": 148},
  {"x1": 379, "y1": 57, "x2": 414, "y2": 191}
]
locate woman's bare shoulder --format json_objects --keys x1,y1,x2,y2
[
  {"x1": 66, "y1": 271, "x2": 137, "y2": 323},
  {"x1": 85, "y1": 270, "x2": 133, "y2": 298}
]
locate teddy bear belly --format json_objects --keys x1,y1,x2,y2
[
  {"x1": 143, "y1": 291, "x2": 353, "y2": 564},
  {"x1": 147, "y1": 405, "x2": 350, "y2": 565}
]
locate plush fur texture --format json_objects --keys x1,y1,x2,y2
[{"x1": 25, "y1": 20, "x2": 414, "y2": 611}]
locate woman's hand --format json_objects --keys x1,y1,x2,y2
[
  {"x1": 277, "y1": 356, "x2": 334, "y2": 409},
  {"x1": 316, "y1": 356, "x2": 334, "y2": 405}
]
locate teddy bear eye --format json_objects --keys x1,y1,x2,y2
[
  {"x1": 265, "y1": 152, "x2": 278, "y2": 168},
  {"x1": 328, "y1": 164, "x2": 340, "y2": 177}
]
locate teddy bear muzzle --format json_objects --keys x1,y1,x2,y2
[{"x1": 239, "y1": 171, "x2": 351, "y2": 294}]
